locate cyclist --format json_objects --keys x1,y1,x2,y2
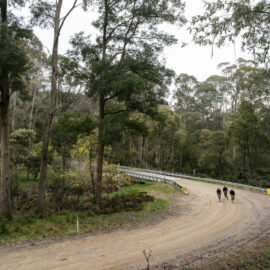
[
  {"x1": 230, "y1": 189, "x2": 235, "y2": 202},
  {"x1": 223, "y1": 186, "x2": 228, "y2": 199},
  {"x1": 216, "y1": 188, "x2": 222, "y2": 202}
]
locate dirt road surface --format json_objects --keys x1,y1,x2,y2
[{"x1": 1, "y1": 175, "x2": 270, "y2": 270}]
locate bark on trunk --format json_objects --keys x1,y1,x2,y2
[
  {"x1": 94, "y1": 0, "x2": 109, "y2": 209},
  {"x1": 0, "y1": 0, "x2": 12, "y2": 219},
  {"x1": 11, "y1": 92, "x2": 16, "y2": 132},
  {"x1": 62, "y1": 152, "x2": 66, "y2": 171},
  {"x1": 29, "y1": 87, "x2": 36, "y2": 130},
  {"x1": 138, "y1": 136, "x2": 143, "y2": 167},
  {"x1": 171, "y1": 140, "x2": 175, "y2": 172},
  {"x1": 143, "y1": 138, "x2": 148, "y2": 169},
  {"x1": 0, "y1": 96, "x2": 12, "y2": 219},
  {"x1": 38, "y1": 0, "x2": 63, "y2": 215},
  {"x1": 95, "y1": 95, "x2": 105, "y2": 208},
  {"x1": 247, "y1": 144, "x2": 253, "y2": 179}
]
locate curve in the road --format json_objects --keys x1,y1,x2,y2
[{"x1": 0, "y1": 174, "x2": 270, "y2": 270}]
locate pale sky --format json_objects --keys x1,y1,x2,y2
[{"x1": 17, "y1": 0, "x2": 250, "y2": 82}]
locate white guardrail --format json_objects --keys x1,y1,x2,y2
[
  {"x1": 123, "y1": 170, "x2": 183, "y2": 191},
  {"x1": 120, "y1": 166, "x2": 268, "y2": 194}
]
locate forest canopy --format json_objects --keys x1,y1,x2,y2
[{"x1": 0, "y1": 0, "x2": 269, "y2": 220}]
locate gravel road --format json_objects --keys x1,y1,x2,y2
[{"x1": 1, "y1": 175, "x2": 270, "y2": 270}]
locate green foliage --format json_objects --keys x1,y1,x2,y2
[
  {"x1": 10, "y1": 129, "x2": 35, "y2": 166},
  {"x1": 198, "y1": 129, "x2": 227, "y2": 177},
  {"x1": 0, "y1": 220, "x2": 9, "y2": 236},
  {"x1": 103, "y1": 164, "x2": 132, "y2": 194},
  {"x1": 30, "y1": 1, "x2": 56, "y2": 29},
  {"x1": 48, "y1": 170, "x2": 87, "y2": 205},
  {"x1": 191, "y1": 0, "x2": 270, "y2": 64},
  {"x1": 71, "y1": 131, "x2": 99, "y2": 162},
  {"x1": 112, "y1": 60, "x2": 270, "y2": 186},
  {"x1": 51, "y1": 114, "x2": 95, "y2": 169},
  {"x1": 27, "y1": 142, "x2": 54, "y2": 180},
  {"x1": 229, "y1": 101, "x2": 270, "y2": 184},
  {"x1": 0, "y1": 11, "x2": 31, "y2": 94}
]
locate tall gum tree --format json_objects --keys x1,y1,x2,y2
[
  {"x1": 30, "y1": 0, "x2": 82, "y2": 215},
  {"x1": 71, "y1": 0, "x2": 186, "y2": 208},
  {"x1": 0, "y1": 0, "x2": 30, "y2": 219}
]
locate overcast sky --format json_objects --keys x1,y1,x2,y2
[{"x1": 19, "y1": 0, "x2": 250, "y2": 82}]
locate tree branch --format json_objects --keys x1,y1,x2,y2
[
  {"x1": 104, "y1": 109, "x2": 130, "y2": 116},
  {"x1": 104, "y1": 91, "x2": 121, "y2": 102},
  {"x1": 58, "y1": 0, "x2": 81, "y2": 34},
  {"x1": 251, "y1": 10, "x2": 270, "y2": 15}
]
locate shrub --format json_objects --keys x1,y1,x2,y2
[{"x1": 0, "y1": 221, "x2": 9, "y2": 236}]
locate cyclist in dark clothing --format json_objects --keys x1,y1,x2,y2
[
  {"x1": 223, "y1": 186, "x2": 228, "y2": 199},
  {"x1": 217, "y1": 188, "x2": 222, "y2": 202},
  {"x1": 230, "y1": 189, "x2": 235, "y2": 202}
]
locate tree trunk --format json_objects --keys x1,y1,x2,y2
[
  {"x1": 144, "y1": 137, "x2": 148, "y2": 169},
  {"x1": 171, "y1": 140, "x2": 175, "y2": 172},
  {"x1": 0, "y1": 95, "x2": 12, "y2": 219},
  {"x1": 27, "y1": 88, "x2": 36, "y2": 181},
  {"x1": 0, "y1": 0, "x2": 12, "y2": 220},
  {"x1": 95, "y1": 95, "x2": 105, "y2": 208},
  {"x1": 246, "y1": 143, "x2": 253, "y2": 180},
  {"x1": 62, "y1": 152, "x2": 66, "y2": 171},
  {"x1": 89, "y1": 149, "x2": 95, "y2": 198},
  {"x1": 233, "y1": 145, "x2": 237, "y2": 160},
  {"x1": 29, "y1": 87, "x2": 36, "y2": 130},
  {"x1": 94, "y1": 0, "x2": 109, "y2": 209},
  {"x1": 11, "y1": 92, "x2": 17, "y2": 132},
  {"x1": 138, "y1": 136, "x2": 143, "y2": 167},
  {"x1": 38, "y1": 0, "x2": 63, "y2": 215},
  {"x1": 218, "y1": 149, "x2": 223, "y2": 176}
]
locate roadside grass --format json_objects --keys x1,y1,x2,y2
[
  {"x1": 0, "y1": 182, "x2": 177, "y2": 244},
  {"x1": 118, "y1": 182, "x2": 179, "y2": 195}
]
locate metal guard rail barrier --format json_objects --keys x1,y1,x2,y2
[
  {"x1": 120, "y1": 166, "x2": 267, "y2": 193},
  {"x1": 123, "y1": 171, "x2": 183, "y2": 191}
]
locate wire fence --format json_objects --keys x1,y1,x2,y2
[{"x1": 120, "y1": 166, "x2": 267, "y2": 194}]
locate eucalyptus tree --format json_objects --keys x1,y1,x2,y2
[
  {"x1": 71, "y1": 0, "x2": 186, "y2": 208},
  {"x1": 149, "y1": 105, "x2": 181, "y2": 170},
  {"x1": 229, "y1": 101, "x2": 266, "y2": 183},
  {"x1": 219, "y1": 59, "x2": 270, "y2": 114},
  {"x1": 30, "y1": 0, "x2": 83, "y2": 214},
  {"x1": 0, "y1": 0, "x2": 31, "y2": 219},
  {"x1": 191, "y1": 0, "x2": 270, "y2": 64},
  {"x1": 198, "y1": 129, "x2": 227, "y2": 177},
  {"x1": 194, "y1": 75, "x2": 229, "y2": 131},
  {"x1": 173, "y1": 73, "x2": 199, "y2": 129}
]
